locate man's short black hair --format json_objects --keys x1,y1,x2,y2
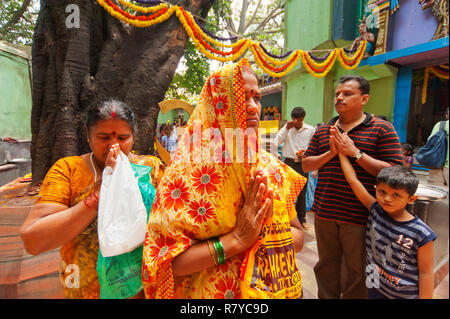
[
  {"x1": 376, "y1": 165, "x2": 419, "y2": 196},
  {"x1": 291, "y1": 107, "x2": 306, "y2": 119},
  {"x1": 338, "y1": 75, "x2": 370, "y2": 95}
]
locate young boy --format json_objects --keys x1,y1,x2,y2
[{"x1": 336, "y1": 148, "x2": 437, "y2": 299}]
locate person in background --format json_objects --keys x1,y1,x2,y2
[
  {"x1": 166, "y1": 123, "x2": 178, "y2": 158},
  {"x1": 427, "y1": 107, "x2": 449, "y2": 186},
  {"x1": 305, "y1": 123, "x2": 325, "y2": 212},
  {"x1": 159, "y1": 123, "x2": 168, "y2": 149},
  {"x1": 20, "y1": 100, "x2": 165, "y2": 299},
  {"x1": 274, "y1": 107, "x2": 315, "y2": 230},
  {"x1": 337, "y1": 145, "x2": 436, "y2": 299},
  {"x1": 302, "y1": 75, "x2": 403, "y2": 299},
  {"x1": 401, "y1": 143, "x2": 414, "y2": 170}
]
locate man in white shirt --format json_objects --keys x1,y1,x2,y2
[{"x1": 275, "y1": 107, "x2": 315, "y2": 230}]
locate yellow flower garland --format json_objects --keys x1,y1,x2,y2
[
  {"x1": 176, "y1": 8, "x2": 251, "y2": 62},
  {"x1": 96, "y1": 0, "x2": 177, "y2": 28},
  {"x1": 301, "y1": 49, "x2": 337, "y2": 70},
  {"x1": 117, "y1": 0, "x2": 168, "y2": 14},
  {"x1": 250, "y1": 44, "x2": 301, "y2": 78},
  {"x1": 252, "y1": 43, "x2": 298, "y2": 66},
  {"x1": 300, "y1": 51, "x2": 336, "y2": 78},
  {"x1": 182, "y1": 9, "x2": 246, "y2": 49},
  {"x1": 336, "y1": 41, "x2": 367, "y2": 70},
  {"x1": 95, "y1": 1, "x2": 367, "y2": 78}
]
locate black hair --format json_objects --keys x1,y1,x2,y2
[
  {"x1": 338, "y1": 75, "x2": 370, "y2": 95},
  {"x1": 291, "y1": 107, "x2": 306, "y2": 119},
  {"x1": 376, "y1": 165, "x2": 419, "y2": 196},
  {"x1": 401, "y1": 143, "x2": 414, "y2": 156},
  {"x1": 159, "y1": 123, "x2": 167, "y2": 134},
  {"x1": 86, "y1": 99, "x2": 136, "y2": 133}
]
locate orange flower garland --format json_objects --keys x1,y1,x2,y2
[
  {"x1": 95, "y1": 1, "x2": 368, "y2": 78},
  {"x1": 336, "y1": 41, "x2": 367, "y2": 70},
  {"x1": 301, "y1": 50, "x2": 338, "y2": 78}
]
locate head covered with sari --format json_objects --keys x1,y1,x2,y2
[{"x1": 142, "y1": 59, "x2": 306, "y2": 299}]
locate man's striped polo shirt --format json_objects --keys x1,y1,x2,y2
[{"x1": 304, "y1": 113, "x2": 403, "y2": 226}]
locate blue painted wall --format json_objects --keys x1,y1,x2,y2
[{"x1": 392, "y1": 65, "x2": 413, "y2": 143}]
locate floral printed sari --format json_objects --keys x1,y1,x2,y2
[{"x1": 142, "y1": 59, "x2": 306, "y2": 299}]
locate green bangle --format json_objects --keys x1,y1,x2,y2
[{"x1": 213, "y1": 237, "x2": 226, "y2": 265}]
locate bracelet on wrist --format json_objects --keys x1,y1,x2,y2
[
  {"x1": 207, "y1": 237, "x2": 226, "y2": 266},
  {"x1": 84, "y1": 192, "x2": 99, "y2": 209},
  {"x1": 207, "y1": 239, "x2": 219, "y2": 266}
]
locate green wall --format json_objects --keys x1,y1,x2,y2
[
  {"x1": 157, "y1": 109, "x2": 190, "y2": 124},
  {"x1": 0, "y1": 43, "x2": 32, "y2": 140},
  {"x1": 286, "y1": 0, "x2": 332, "y2": 51},
  {"x1": 285, "y1": 74, "x2": 328, "y2": 126},
  {"x1": 284, "y1": 0, "x2": 398, "y2": 126}
]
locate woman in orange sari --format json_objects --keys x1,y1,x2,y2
[
  {"x1": 142, "y1": 59, "x2": 307, "y2": 299},
  {"x1": 20, "y1": 100, "x2": 164, "y2": 299}
]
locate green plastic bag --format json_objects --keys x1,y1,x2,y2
[{"x1": 97, "y1": 163, "x2": 156, "y2": 299}]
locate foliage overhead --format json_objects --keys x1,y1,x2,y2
[{"x1": 0, "y1": 0, "x2": 38, "y2": 45}]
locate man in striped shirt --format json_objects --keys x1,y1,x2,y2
[{"x1": 302, "y1": 75, "x2": 403, "y2": 299}]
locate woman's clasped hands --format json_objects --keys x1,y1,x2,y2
[{"x1": 232, "y1": 168, "x2": 274, "y2": 251}]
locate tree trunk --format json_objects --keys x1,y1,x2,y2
[{"x1": 31, "y1": 0, "x2": 213, "y2": 184}]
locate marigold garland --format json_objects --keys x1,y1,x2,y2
[
  {"x1": 117, "y1": 0, "x2": 167, "y2": 13},
  {"x1": 301, "y1": 50, "x2": 337, "y2": 78},
  {"x1": 176, "y1": 7, "x2": 251, "y2": 62},
  {"x1": 336, "y1": 41, "x2": 367, "y2": 70},
  {"x1": 95, "y1": 0, "x2": 368, "y2": 78},
  {"x1": 302, "y1": 49, "x2": 337, "y2": 71},
  {"x1": 181, "y1": 7, "x2": 244, "y2": 49},
  {"x1": 96, "y1": 0, "x2": 176, "y2": 27},
  {"x1": 179, "y1": 7, "x2": 247, "y2": 56},
  {"x1": 252, "y1": 42, "x2": 297, "y2": 66},
  {"x1": 251, "y1": 44, "x2": 301, "y2": 78},
  {"x1": 250, "y1": 44, "x2": 299, "y2": 73}
]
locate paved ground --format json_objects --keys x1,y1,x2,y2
[{"x1": 1, "y1": 169, "x2": 448, "y2": 299}]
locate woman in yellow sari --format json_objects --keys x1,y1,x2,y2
[
  {"x1": 142, "y1": 59, "x2": 307, "y2": 299},
  {"x1": 20, "y1": 100, "x2": 164, "y2": 299}
]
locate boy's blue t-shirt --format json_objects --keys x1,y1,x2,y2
[{"x1": 366, "y1": 202, "x2": 437, "y2": 299}]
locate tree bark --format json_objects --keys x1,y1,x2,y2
[{"x1": 31, "y1": 0, "x2": 213, "y2": 184}]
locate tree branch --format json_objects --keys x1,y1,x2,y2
[
  {"x1": 253, "y1": 5, "x2": 282, "y2": 33},
  {"x1": 244, "y1": 0, "x2": 263, "y2": 32},
  {"x1": 238, "y1": 0, "x2": 250, "y2": 34},
  {"x1": 1, "y1": 0, "x2": 32, "y2": 32}
]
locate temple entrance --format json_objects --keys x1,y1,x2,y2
[{"x1": 406, "y1": 66, "x2": 449, "y2": 147}]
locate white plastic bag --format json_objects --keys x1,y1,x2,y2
[{"x1": 98, "y1": 152, "x2": 148, "y2": 257}]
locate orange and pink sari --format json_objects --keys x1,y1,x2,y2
[{"x1": 142, "y1": 59, "x2": 306, "y2": 299}]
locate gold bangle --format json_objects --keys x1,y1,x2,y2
[{"x1": 206, "y1": 240, "x2": 218, "y2": 266}]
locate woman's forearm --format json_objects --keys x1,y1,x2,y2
[
  {"x1": 172, "y1": 231, "x2": 246, "y2": 277},
  {"x1": 21, "y1": 202, "x2": 97, "y2": 255}
]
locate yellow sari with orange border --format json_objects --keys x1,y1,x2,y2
[
  {"x1": 142, "y1": 59, "x2": 306, "y2": 299},
  {"x1": 36, "y1": 154, "x2": 164, "y2": 299}
]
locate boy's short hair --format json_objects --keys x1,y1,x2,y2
[
  {"x1": 291, "y1": 107, "x2": 306, "y2": 119},
  {"x1": 376, "y1": 165, "x2": 419, "y2": 196}
]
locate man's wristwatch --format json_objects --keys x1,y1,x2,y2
[{"x1": 353, "y1": 149, "x2": 364, "y2": 161}]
